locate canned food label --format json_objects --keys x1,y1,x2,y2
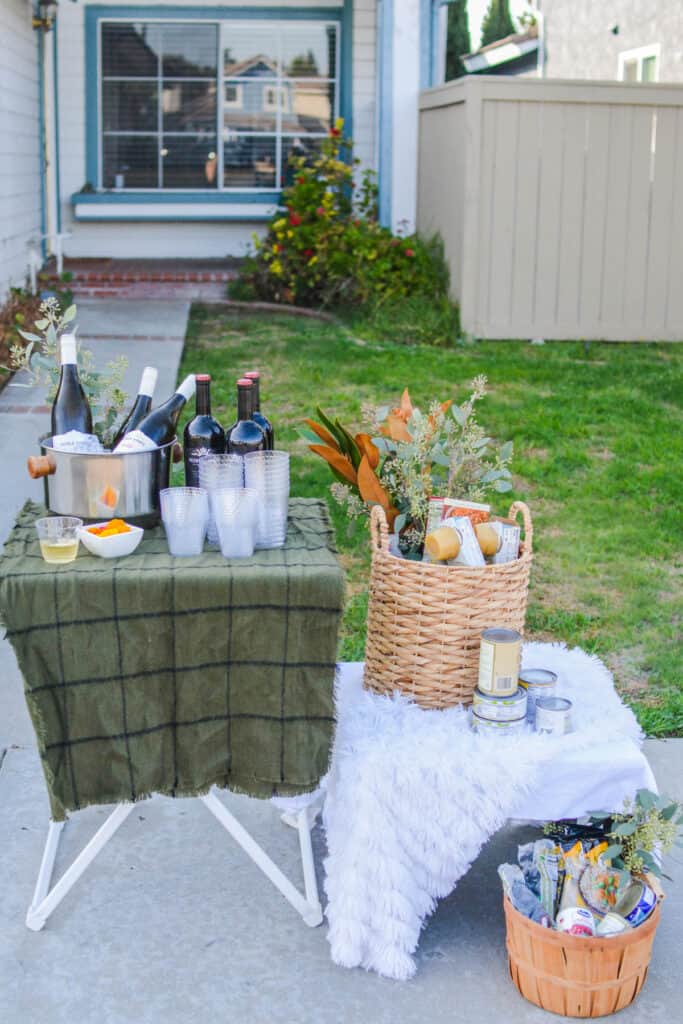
[
  {"x1": 478, "y1": 635, "x2": 520, "y2": 695},
  {"x1": 491, "y1": 523, "x2": 521, "y2": 564},
  {"x1": 472, "y1": 688, "x2": 527, "y2": 721},
  {"x1": 535, "y1": 698, "x2": 572, "y2": 736}
]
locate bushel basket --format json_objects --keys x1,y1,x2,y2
[
  {"x1": 363, "y1": 501, "x2": 533, "y2": 709},
  {"x1": 504, "y1": 896, "x2": 661, "y2": 1017}
]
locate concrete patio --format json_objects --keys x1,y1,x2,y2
[{"x1": 0, "y1": 298, "x2": 681, "y2": 1024}]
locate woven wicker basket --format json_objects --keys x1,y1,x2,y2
[
  {"x1": 504, "y1": 896, "x2": 661, "y2": 1018},
  {"x1": 363, "y1": 501, "x2": 533, "y2": 709}
]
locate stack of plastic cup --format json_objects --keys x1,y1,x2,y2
[
  {"x1": 243, "y1": 451, "x2": 290, "y2": 549},
  {"x1": 212, "y1": 487, "x2": 258, "y2": 558},
  {"x1": 160, "y1": 487, "x2": 209, "y2": 556},
  {"x1": 198, "y1": 454, "x2": 244, "y2": 545}
]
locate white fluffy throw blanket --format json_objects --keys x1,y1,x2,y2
[{"x1": 322, "y1": 643, "x2": 644, "y2": 981}]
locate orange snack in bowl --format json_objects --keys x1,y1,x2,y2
[{"x1": 87, "y1": 519, "x2": 132, "y2": 536}]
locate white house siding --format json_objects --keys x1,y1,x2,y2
[
  {"x1": 57, "y1": 0, "x2": 376, "y2": 259},
  {"x1": 0, "y1": 0, "x2": 42, "y2": 299},
  {"x1": 542, "y1": 1, "x2": 683, "y2": 82}
]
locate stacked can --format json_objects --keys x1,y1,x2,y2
[{"x1": 471, "y1": 628, "x2": 527, "y2": 735}]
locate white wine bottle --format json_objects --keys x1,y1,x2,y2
[
  {"x1": 51, "y1": 333, "x2": 92, "y2": 436},
  {"x1": 114, "y1": 375, "x2": 195, "y2": 452},
  {"x1": 111, "y1": 366, "x2": 158, "y2": 449}
]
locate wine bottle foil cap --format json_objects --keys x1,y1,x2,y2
[
  {"x1": 244, "y1": 370, "x2": 260, "y2": 379},
  {"x1": 60, "y1": 333, "x2": 77, "y2": 363},
  {"x1": 196, "y1": 373, "x2": 211, "y2": 382},
  {"x1": 237, "y1": 378, "x2": 253, "y2": 386}
]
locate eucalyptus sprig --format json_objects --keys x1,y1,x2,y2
[
  {"x1": 588, "y1": 789, "x2": 683, "y2": 880},
  {"x1": 12, "y1": 298, "x2": 128, "y2": 446}
]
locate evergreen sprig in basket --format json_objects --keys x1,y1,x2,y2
[{"x1": 363, "y1": 501, "x2": 533, "y2": 709}]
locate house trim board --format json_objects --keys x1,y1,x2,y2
[
  {"x1": 82, "y1": 4, "x2": 352, "y2": 219},
  {"x1": 377, "y1": 0, "x2": 392, "y2": 226}
]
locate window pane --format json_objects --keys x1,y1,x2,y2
[
  {"x1": 223, "y1": 136, "x2": 276, "y2": 188},
  {"x1": 622, "y1": 59, "x2": 638, "y2": 82},
  {"x1": 103, "y1": 81, "x2": 157, "y2": 131},
  {"x1": 223, "y1": 80, "x2": 278, "y2": 132},
  {"x1": 280, "y1": 137, "x2": 322, "y2": 188},
  {"x1": 283, "y1": 82, "x2": 334, "y2": 134},
  {"x1": 162, "y1": 81, "x2": 217, "y2": 131},
  {"x1": 224, "y1": 27, "x2": 279, "y2": 77},
  {"x1": 162, "y1": 135, "x2": 218, "y2": 188},
  {"x1": 161, "y1": 24, "x2": 218, "y2": 77},
  {"x1": 102, "y1": 23, "x2": 161, "y2": 77},
  {"x1": 642, "y1": 55, "x2": 657, "y2": 82},
  {"x1": 103, "y1": 135, "x2": 158, "y2": 188},
  {"x1": 282, "y1": 24, "x2": 337, "y2": 79}
]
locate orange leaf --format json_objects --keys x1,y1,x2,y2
[
  {"x1": 354, "y1": 433, "x2": 380, "y2": 469},
  {"x1": 384, "y1": 413, "x2": 412, "y2": 442},
  {"x1": 357, "y1": 454, "x2": 391, "y2": 509},
  {"x1": 309, "y1": 444, "x2": 357, "y2": 485},
  {"x1": 304, "y1": 418, "x2": 340, "y2": 450},
  {"x1": 399, "y1": 388, "x2": 413, "y2": 420}
]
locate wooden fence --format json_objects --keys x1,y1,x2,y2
[{"x1": 417, "y1": 76, "x2": 683, "y2": 341}]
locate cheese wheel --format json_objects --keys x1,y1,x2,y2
[
  {"x1": 475, "y1": 522, "x2": 500, "y2": 557},
  {"x1": 425, "y1": 526, "x2": 461, "y2": 561}
]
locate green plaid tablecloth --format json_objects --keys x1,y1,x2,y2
[{"x1": 0, "y1": 500, "x2": 345, "y2": 820}]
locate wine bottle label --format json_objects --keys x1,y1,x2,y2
[
  {"x1": 113, "y1": 429, "x2": 157, "y2": 453},
  {"x1": 52, "y1": 431, "x2": 104, "y2": 454},
  {"x1": 184, "y1": 446, "x2": 211, "y2": 487}
]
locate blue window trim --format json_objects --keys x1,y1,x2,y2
[{"x1": 79, "y1": 3, "x2": 353, "y2": 218}]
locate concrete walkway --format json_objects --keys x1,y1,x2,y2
[{"x1": 0, "y1": 299, "x2": 681, "y2": 1023}]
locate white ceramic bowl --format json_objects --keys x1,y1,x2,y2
[{"x1": 78, "y1": 521, "x2": 143, "y2": 559}]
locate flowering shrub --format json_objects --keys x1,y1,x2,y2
[{"x1": 236, "y1": 120, "x2": 448, "y2": 310}]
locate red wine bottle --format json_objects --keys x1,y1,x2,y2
[
  {"x1": 114, "y1": 375, "x2": 196, "y2": 452},
  {"x1": 183, "y1": 374, "x2": 226, "y2": 486},
  {"x1": 51, "y1": 333, "x2": 93, "y2": 436},
  {"x1": 243, "y1": 370, "x2": 274, "y2": 449},
  {"x1": 111, "y1": 366, "x2": 158, "y2": 449},
  {"x1": 226, "y1": 378, "x2": 267, "y2": 456}
]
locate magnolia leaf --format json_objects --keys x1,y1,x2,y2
[
  {"x1": 335, "y1": 420, "x2": 362, "y2": 469},
  {"x1": 355, "y1": 433, "x2": 380, "y2": 469},
  {"x1": 303, "y1": 418, "x2": 340, "y2": 450},
  {"x1": 61, "y1": 305, "x2": 77, "y2": 324},
  {"x1": 493, "y1": 479, "x2": 513, "y2": 492},
  {"x1": 17, "y1": 330, "x2": 42, "y2": 343},
  {"x1": 611, "y1": 821, "x2": 638, "y2": 836},
  {"x1": 309, "y1": 444, "x2": 357, "y2": 486},
  {"x1": 357, "y1": 454, "x2": 390, "y2": 509},
  {"x1": 316, "y1": 407, "x2": 347, "y2": 450},
  {"x1": 298, "y1": 426, "x2": 324, "y2": 445},
  {"x1": 398, "y1": 387, "x2": 413, "y2": 420},
  {"x1": 500, "y1": 440, "x2": 514, "y2": 461},
  {"x1": 383, "y1": 413, "x2": 412, "y2": 442}
]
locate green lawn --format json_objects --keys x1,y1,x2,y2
[{"x1": 177, "y1": 305, "x2": 683, "y2": 737}]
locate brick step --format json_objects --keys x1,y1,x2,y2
[
  {"x1": 71, "y1": 281, "x2": 229, "y2": 300},
  {"x1": 72, "y1": 270, "x2": 237, "y2": 284}
]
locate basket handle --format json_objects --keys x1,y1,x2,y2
[
  {"x1": 508, "y1": 501, "x2": 533, "y2": 554},
  {"x1": 370, "y1": 504, "x2": 391, "y2": 553}
]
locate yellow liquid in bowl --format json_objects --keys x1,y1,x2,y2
[{"x1": 39, "y1": 538, "x2": 79, "y2": 564}]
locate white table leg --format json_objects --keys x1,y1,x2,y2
[
  {"x1": 26, "y1": 804, "x2": 135, "y2": 932},
  {"x1": 202, "y1": 790, "x2": 323, "y2": 927}
]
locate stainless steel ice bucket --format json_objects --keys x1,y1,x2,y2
[{"x1": 29, "y1": 436, "x2": 175, "y2": 526}]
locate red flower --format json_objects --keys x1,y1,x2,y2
[
  {"x1": 404, "y1": 248, "x2": 415, "y2": 258},
  {"x1": 296, "y1": 176, "x2": 306, "y2": 185},
  {"x1": 329, "y1": 127, "x2": 341, "y2": 137},
  {"x1": 316, "y1": 206, "x2": 326, "y2": 216},
  {"x1": 289, "y1": 212, "x2": 302, "y2": 226},
  {"x1": 390, "y1": 238, "x2": 400, "y2": 247},
  {"x1": 304, "y1": 248, "x2": 314, "y2": 258}
]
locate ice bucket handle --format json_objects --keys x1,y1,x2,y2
[{"x1": 27, "y1": 456, "x2": 55, "y2": 479}]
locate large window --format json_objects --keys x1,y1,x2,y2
[{"x1": 99, "y1": 19, "x2": 340, "y2": 192}]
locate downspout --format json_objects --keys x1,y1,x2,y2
[
  {"x1": 52, "y1": 16, "x2": 62, "y2": 233},
  {"x1": 37, "y1": 26, "x2": 48, "y2": 262}
]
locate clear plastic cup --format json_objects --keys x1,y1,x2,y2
[
  {"x1": 160, "y1": 487, "x2": 209, "y2": 556},
  {"x1": 35, "y1": 516, "x2": 83, "y2": 564},
  {"x1": 243, "y1": 451, "x2": 290, "y2": 548},
  {"x1": 213, "y1": 487, "x2": 258, "y2": 558},
  {"x1": 199, "y1": 454, "x2": 244, "y2": 545}
]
